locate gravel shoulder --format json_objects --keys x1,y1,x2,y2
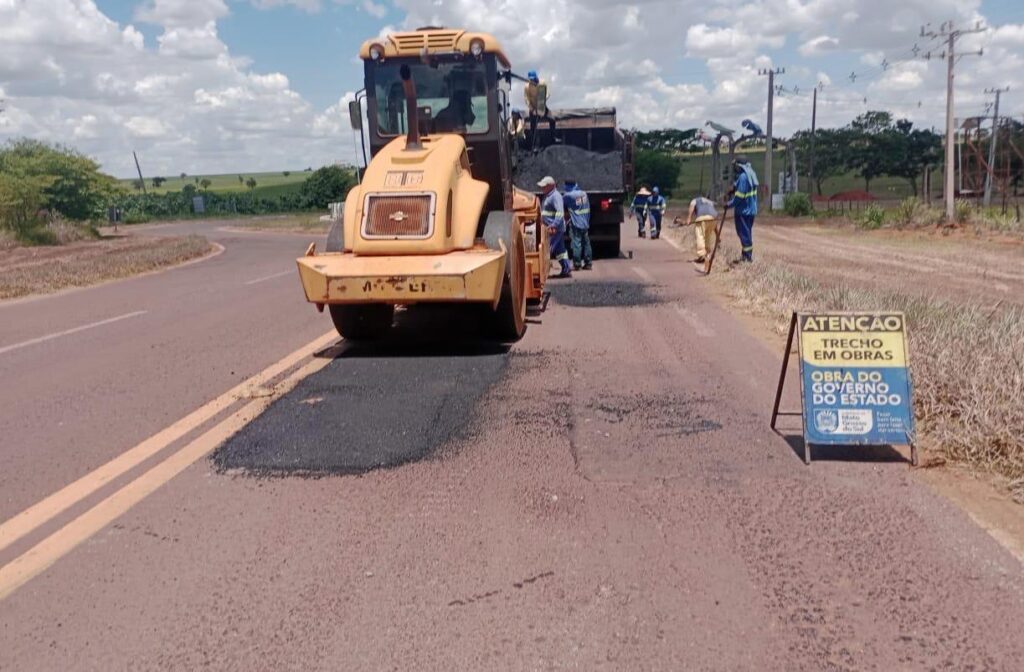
[
  {"x1": 0, "y1": 234, "x2": 214, "y2": 301},
  {"x1": 661, "y1": 214, "x2": 1024, "y2": 561}
]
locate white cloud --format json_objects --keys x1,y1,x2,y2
[
  {"x1": 362, "y1": 0, "x2": 388, "y2": 18},
  {"x1": 800, "y1": 36, "x2": 840, "y2": 56},
  {"x1": 135, "y1": 0, "x2": 229, "y2": 27},
  {"x1": 2, "y1": 0, "x2": 1022, "y2": 181},
  {"x1": 125, "y1": 116, "x2": 169, "y2": 138}
]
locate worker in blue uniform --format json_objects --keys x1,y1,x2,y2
[
  {"x1": 631, "y1": 186, "x2": 651, "y2": 238},
  {"x1": 538, "y1": 176, "x2": 571, "y2": 278},
  {"x1": 727, "y1": 155, "x2": 758, "y2": 262},
  {"x1": 563, "y1": 179, "x2": 592, "y2": 271},
  {"x1": 647, "y1": 186, "x2": 666, "y2": 239}
]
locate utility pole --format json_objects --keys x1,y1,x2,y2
[
  {"x1": 759, "y1": 67, "x2": 784, "y2": 209},
  {"x1": 922, "y1": 21, "x2": 985, "y2": 222},
  {"x1": 132, "y1": 151, "x2": 147, "y2": 195},
  {"x1": 983, "y1": 86, "x2": 1008, "y2": 207},
  {"x1": 809, "y1": 84, "x2": 819, "y2": 196}
]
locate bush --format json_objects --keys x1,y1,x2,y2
[
  {"x1": 954, "y1": 199, "x2": 972, "y2": 225},
  {"x1": 857, "y1": 204, "x2": 886, "y2": 230},
  {"x1": 634, "y1": 150, "x2": 681, "y2": 197},
  {"x1": 783, "y1": 193, "x2": 813, "y2": 217},
  {"x1": 299, "y1": 165, "x2": 356, "y2": 209},
  {"x1": 894, "y1": 197, "x2": 922, "y2": 227},
  {"x1": 0, "y1": 138, "x2": 118, "y2": 221}
]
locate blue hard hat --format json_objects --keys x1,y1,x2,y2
[
  {"x1": 527, "y1": 70, "x2": 538, "y2": 81},
  {"x1": 653, "y1": 186, "x2": 660, "y2": 194}
]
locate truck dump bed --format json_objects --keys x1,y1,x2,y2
[{"x1": 513, "y1": 107, "x2": 633, "y2": 257}]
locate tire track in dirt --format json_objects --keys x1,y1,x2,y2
[{"x1": 758, "y1": 225, "x2": 1024, "y2": 304}]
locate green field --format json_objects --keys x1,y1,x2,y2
[
  {"x1": 672, "y1": 147, "x2": 930, "y2": 202},
  {"x1": 121, "y1": 171, "x2": 311, "y2": 195}
]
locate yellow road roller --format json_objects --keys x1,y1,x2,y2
[{"x1": 296, "y1": 28, "x2": 549, "y2": 341}]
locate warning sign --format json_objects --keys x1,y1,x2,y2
[{"x1": 772, "y1": 312, "x2": 917, "y2": 464}]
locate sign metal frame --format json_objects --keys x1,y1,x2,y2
[{"x1": 771, "y1": 311, "x2": 917, "y2": 466}]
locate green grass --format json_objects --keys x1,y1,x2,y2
[
  {"x1": 672, "y1": 150, "x2": 933, "y2": 202},
  {"x1": 121, "y1": 171, "x2": 311, "y2": 195}
]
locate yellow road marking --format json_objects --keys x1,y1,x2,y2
[
  {"x1": 0, "y1": 330, "x2": 337, "y2": 555},
  {"x1": 0, "y1": 351, "x2": 336, "y2": 601}
]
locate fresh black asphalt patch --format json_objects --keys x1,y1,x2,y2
[
  {"x1": 212, "y1": 344, "x2": 508, "y2": 476},
  {"x1": 548, "y1": 280, "x2": 662, "y2": 308}
]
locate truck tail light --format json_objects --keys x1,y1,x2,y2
[{"x1": 600, "y1": 199, "x2": 611, "y2": 211}]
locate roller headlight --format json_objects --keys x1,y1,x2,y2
[
  {"x1": 470, "y1": 39, "x2": 484, "y2": 57},
  {"x1": 369, "y1": 44, "x2": 384, "y2": 61}
]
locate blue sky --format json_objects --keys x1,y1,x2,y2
[{"x1": 1, "y1": 0, "x2": 1021, "y2": 176}]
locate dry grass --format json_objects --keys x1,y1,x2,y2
[
  {"x1": 720, "y1": 249, "x2": 1024, "y2": 501},
  {"x1": 229, "y1": 214, "x2": 329, "y2": 234},
  {"x1": 0, "y1": 234, "x2": 212, "y2": 300}
]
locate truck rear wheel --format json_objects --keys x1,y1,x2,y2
[
  {"x1": 329, "y1": 304, "x2": 394, "y2": 341},
  {"x1": 482, "y1": 212, "x2": 527, "y2": 341}
]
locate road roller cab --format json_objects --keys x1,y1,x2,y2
[{"x1": 296, "y1": 28, "x2": 548, "y2": 341}]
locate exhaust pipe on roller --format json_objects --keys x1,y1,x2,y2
[{"x1": 399, "y1": 64, "x2": 422, "y2": 150}]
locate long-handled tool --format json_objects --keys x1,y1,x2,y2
[{"x1": 703, "y1": 205, "x2": 729, "y2": 275}]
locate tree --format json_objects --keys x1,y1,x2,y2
[
  {"x1": 0, "y1": 138, "x2": 118, "y2": 221},
  {"x1": 0, "y1": 171, "x2": 51, "y2": 235},
  {"x1": 283, "y1": 171, "x2": 291, "y2": 177},
  {"x1": 180, "y1": 172, "x2": 187, "y2": 179},
  {"x1": 182, "y1": 184, "x2": 197, "y2": 197},
  {"x1": 199, "y1": 178, "x2": 212, "y2": 190},
  {"x1": 634, "y1": 128, "x2": 699, "y2": 152},
  {"x1": 791, "y1": 128, "x2": 853, "y2": 196},
  {"x1": 887, "y1": 123, "x2": 941, "y2": 195},
  {"x1": 152, "y1": 176, "x2": 166, "y2": 188},
  {"x1": 633, "y1": 149, "x2": 681, "y2": 196},
  {"x1": 299, "y1": 165, "x2": 355, "y2": 208},
  {"x1": 238, "y1": 175, "x2": 244, "y2": 185},
  {"x1": 245, "y1": 177, "x2": 257, "y2": 190},
  {"x1": 850, "y1": 110, "x2": 894, "y2": 135}
]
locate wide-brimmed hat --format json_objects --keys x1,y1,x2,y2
[
  {"x1": 637, "y1": 187, "x2": 651, "y2": 196},
  {"x1": 537, "y1": 176, "x2": 556, "y2": 188}
]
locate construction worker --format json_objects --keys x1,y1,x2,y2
[
  {"x1": 631, "y1": 187, "x2": 651, "y2": 238},
  {"x1": 727, "y1": 155, "x2": 758, "y2": 262},
  {"x1": 686, "y1": 194, "x2": 718, "y2": 263},
  {"x1": 563, "y1": 179, "x2": 592, "y2": 271},
  {"x1": 524, "y1": 70, "x2": 555, "y2": 151},
  {"x1": 647, "y1": 186, "x2": 666, "y2": 239},
  {"x1": 538, "y1": 176, "x2": 571, "y2": 278},
  {"x1": 508, "y1": 109, "x2": 526, "y2": 147}
]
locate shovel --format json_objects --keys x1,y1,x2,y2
[{"x1": 703, "y1": 205, "x2": 729, "y2": 275}]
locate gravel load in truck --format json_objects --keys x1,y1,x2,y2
[{"x1": 514, "y1": 145, "x2": 624, "y2": 192}]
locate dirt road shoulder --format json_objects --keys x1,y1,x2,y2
[
  {"x1": 0, "y1": 234, "x2": 215, "y2": 301},
  {"x1": 661, "y1": 216, "x2": 1024, "y2": 564}
]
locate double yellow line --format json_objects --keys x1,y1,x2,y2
[{"x1": 0, "y1": 330, "x2": 339, "y2": 600}]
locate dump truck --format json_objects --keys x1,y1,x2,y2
[
  {"x1": 514, "y1": 108, "x2": 634, "y2": 257},
  {"x1": 296, "y1": 29, "x2": 549, "y2": 341}
]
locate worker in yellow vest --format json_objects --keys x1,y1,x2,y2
[{"x1": 524, "y1": 70, "x2": 555, "y2": 152}]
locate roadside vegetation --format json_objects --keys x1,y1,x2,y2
[
  {"x1": 112, "y1": 164, "x2": 355, "y2": 223},
  {"x1": 0, "y1": 139, "x2": 116, "y2": 246},
  {"x1": 703, "y1": 232, "x2": 1024, "y2": 502},
  {"x1": 227, "y1": 214, "x2": 330, "y2": 234},
  {"x1": 0, "y1": 138, "x2": 214, "y2": 299},
  {"x1": 636, "y1": 110, "x2": 1024, "y2": 206}
]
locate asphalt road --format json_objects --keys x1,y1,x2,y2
[{"x1": 2, "y1": 221, "x2": 1023, "y2": 670}]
